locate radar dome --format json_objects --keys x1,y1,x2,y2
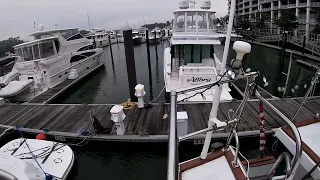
[
  {"x1": 200, "y1": 0, "x2": 211, "y2": 9},
  {"x1": 38, "y1": 24, "x2": 45, "y2": 31},
  {"x1": 179, "y1": 0, "x2": 189, "y2": 9}
]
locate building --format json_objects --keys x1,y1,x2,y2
[{"x1": 229, "y1": 0, "x2": 320, "y2": 38}]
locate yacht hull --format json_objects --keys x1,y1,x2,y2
[{"x1": 8, "y1": 50, "x2": 103, "y2": 102}]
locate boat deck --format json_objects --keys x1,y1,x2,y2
[
  {"x1": 28, "y1": 64, "x2": 105, "y2": 104},
  {"x1": 0, "y1": 97, "x2": 319, "y2": 141}
]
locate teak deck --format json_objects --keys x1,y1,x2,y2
[{"x1": 0, "y1": 97, "x2": 319, "y2": 141}]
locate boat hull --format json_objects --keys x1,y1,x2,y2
[
  {"x1": 149, "y1": 38, "x2": 160, "y2": 44},
  {"x1": 7, "y1": 50, "x2": 103, "y2": 102},
  {"x1": 133, "y1": 38, "x2": 142, "y2": 45}
]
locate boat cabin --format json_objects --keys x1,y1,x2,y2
[
  {"x1": 14, "y1": 28, "x2": 91, "y2": 62},
  {"x1": 14, "y1": 37, "x2": 59, "y2": 62}
]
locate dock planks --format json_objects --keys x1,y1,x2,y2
[{"x1": 0, "y1": 97, "x2": 319, "y2": 141}]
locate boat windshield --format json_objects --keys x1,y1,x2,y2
[
  {"x1": 14, "y1": 40, "x2": 57, "y2": 61},
  {"x1": 173, "y1": 11, "x2": 216, "y2": 33}
]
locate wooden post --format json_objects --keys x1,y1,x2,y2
[
  {"x1": 123, "y1": 25, "x2": 138, "y2": 102},
  {"x1": 108, "y1": 35, "x2": 114, "y2": 61},
  {"x1": 302, "y1": 36, "x2": 306, "y2": 55},
  {"x1": 146, "y1": 30, "x2": 153, "y2": 101}
]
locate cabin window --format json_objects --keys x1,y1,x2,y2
[
  {"x1": 61, "y1": 29, "x2": 79, "y2": 39},
  {"x1": 86, "y1": 36, "x2": 93, "y2": 40},
  {"x1": 54, "y1": 40, "x2": 60, "y2": 53},
  {"x1": 39, "y1": 41, "x2": 55, "y2": 58},
  {"x1": 175, "y1": 12, "x2": 185, "y2": 32},
  {"x1": 208, "y1": 12, "x2": 216, "y2": 31},
  {"x1": 197, "y1": 12, "x2": 208, "y2": 32},
  {"x1": 33, "y1": 44, "x2": 40, "y2": 59},
  {"x1": 67, "y1": 34, "x2": 84, "y2": 41},
  {"x1": 70, "y1": 52, "x2": 95, "y2": 63},
  {"x1": 15, "y1": 49, "x2": 23, "y2": 59},
  {"x1": 77, "y1": 44, "x2": 94, "y2": 52},
  {"x1": 186, "y1": 12, "x2": 196, "y2": 32},
  {"x1": 22, "y1": 46, "x2": 33, "y2": 61}
]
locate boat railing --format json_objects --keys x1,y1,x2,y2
[
  {"x1": 167, "y1": 72, "x2": 302, "y2": 180},
  {"x1": 167, "y1": 76, "x2": 235, "y2": 180},
  {"x1": 253, "y1": 89, "x2": 302, "y2": 179}
]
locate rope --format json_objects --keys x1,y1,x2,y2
[
  {"x1": 259, "y1": 101, "x2": 266, "y2": 158},
  {"x1": 149, "y1": 86, "x2": 165, "y2": 103},
  {"x1": 15, "y1": 125, "x2": 49, "y2": 178}
]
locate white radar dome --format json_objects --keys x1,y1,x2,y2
[
  {"x1": 179, "y1": 0, "x2": 189, "y2": 9},
  {"x1": 200, "y1": 0, "x2": 211, "y2": 9}
]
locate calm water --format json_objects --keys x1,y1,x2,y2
[{"x1": 57, "y1": 41, "x2": 320, "y2": 104}]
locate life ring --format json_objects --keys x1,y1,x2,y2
[{"x1": 121, "y1": 102, "x2": 136, "y2": 110}]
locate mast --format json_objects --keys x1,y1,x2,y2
[{"x1": 200, "y1": 0, "x2": 237, "y2": 159}]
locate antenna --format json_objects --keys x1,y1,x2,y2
[
  {"x1": 87, "y1": 13, "x2": 94, "y2": 30},
  {"x1": 33, "y1": 22, "x2": 36, "y2": 30}
]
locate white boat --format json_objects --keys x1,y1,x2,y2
[
  {"x1": 108, "y1": 30, "x2": 116, "y2": 39},
  {"x1": 0, "y1": 138, "x2": 74, "y2": 180},
  {"x1": 149, "y1": 28, "x2": 162, "y2": 44},
  {"x1": 0, "y1": 28, "x2": 103, "y2": 102},
  {"x1": 139, "y1": 27, "x2": 148, "y2": 44},
  {"x1": 163, "y1": 2, "x2": 232, "y2": 102},
  {"x1": 116, "y1": 33, "x2": 124, "y2": 43},
  {"x1": 85, "y1": 28, "x2": 109, "y2": 47},
  {"x1": 132, "y1": 29, "x2": 142, "y2": 45}
]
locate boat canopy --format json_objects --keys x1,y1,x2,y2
[
  {"x1": 29, "y1": 28, "x2": 79, "y2": 40},
  {"x1": 14, "y1": 37, "x2": 58, "y2": 61},
  {"x1": 173, "y1": 9, "x2": 217, "y2": 33}
]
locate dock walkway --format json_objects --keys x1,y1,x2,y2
[
  {"x1": 28, "y1": 64, "x2": 105, "y2": 104},
  {"x1": 0, "y1": 97, "x2": 319, "y2": 141}
]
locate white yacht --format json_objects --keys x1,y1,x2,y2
[
  {"x1": 163, "y1": 2, "x2": 232, "y2": 102},
  {"x1": 132, "y1": 29, "x2": 142, "y2": 45},
  {"x1": 116, "y1": 33, "x2": 124, "y2": 43},
  {"x1": 85, "y1": 28, "x2": 109, "y2": 47},
  {"x1": 149, "y1": 28, "x2": 162, "y2": 44},
  {"x1": 0, "y1": 28, "x2": 103, "y2": 102},
  {"x1": 0, "y1": 138, "x2": 74, "y2": 180},
  {"x1": 139, "y1": 27, "x2": 148, "y2": 43}
]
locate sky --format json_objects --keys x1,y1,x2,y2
[{"x1": 0, "y1": 0, "x2": 228, "y2": 40}]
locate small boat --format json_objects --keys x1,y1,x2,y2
[
  {"x1": 116, "y1": 33, "x2": 124, "y2": 43},
  {"x1": 132, "y1": 30, "x2": 142, "y2": 45},
  {"x1": 139, "y1": 27, "x2": 148, "y2": 44},
  {"x1": 149, "y1": 28, "x2": 162, "y2": 44},
  {"x1": 0, "y1": 138, "x2": 74, "y2": 180},
  {"x1": 85, "y1": 28, "x2": 109, "y2": 47},
  {"x1": 163, "y1": 1, "x2": 232, "y2": 102},
  {"x1": 0, "y1": 27, "x2": 104, "y2": 102}
]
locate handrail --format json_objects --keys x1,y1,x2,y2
[
  {"x1": 255, "y1": 91, "x2": 302, "y2": 180},
  {"x1": 264, "y1": 152, "x2": 292, "y2": 180},
  {"x1": 167, "y1": 91, "x2": 178, "y2": 180}
]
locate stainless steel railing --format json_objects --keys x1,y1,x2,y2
[
  {"x1": 255, "y1": 91, "x2": 302, "y2": 179},
  {"x1": 167, "y1": 91, "x2": 178, "y2": 180}
]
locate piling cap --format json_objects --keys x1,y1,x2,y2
[{"x1": 123, "y1": 24, "x2": 132, "y2": 31}]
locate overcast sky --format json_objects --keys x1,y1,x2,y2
[{"x1": 0, "y1": 0, "x2": 228, "y2": 40}]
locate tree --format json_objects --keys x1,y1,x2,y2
[
  {"x1": 0, "y1": 37, "x2": 25, "y2": 58},
  {"x1": 275, "y1": 11, "x2": 298, "y2": 31},
  {"x1": 238, "y1": 17, "x2": 251, "y2": 30},
  {"x1": 255, "y1": 15, "x2": 268, "y2": 29},
  {"x1": 312, "y1": 12, "x2": 320, "y2": 34}
]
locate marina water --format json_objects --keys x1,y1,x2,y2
[{"x1": 57, "y1": 41, "x2": 320, "y2": 104}]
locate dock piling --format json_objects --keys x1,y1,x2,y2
[
  {"x1": 108, "y1": 35, "x2": 114, "y2": 62},
  {"x1": 123, "y1": 25, "x2": 138, "y2": 102},
  {"x1": 146, "y1": 30, "x2": 153, "y2": 101}
]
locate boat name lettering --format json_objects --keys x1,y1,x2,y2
[{"x1": 186, "y1": 77, "x2": 211, "y2": 83}]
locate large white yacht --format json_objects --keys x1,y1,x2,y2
[
  {"x1": 149, "y1": 28, "x2": 162, "y2": 44},
  {"x1": 85, "y1": 28, "x2": 109, "y2": 47},
  {"x1": 163, "y1": 2, "x2": 232, "y2": 102},
  {"x1": 132, "y1": 29, "x2": 142, "y2": 45},
  {"x1": 0, "y1": 28, "x2": 103, "y2": 102}
]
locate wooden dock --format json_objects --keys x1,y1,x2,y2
[
  {"x1": 0, "y1": 97, "x2": 319, "y2": 141},
  {"x1": 28, "y1": 64, "x2": 105, "y2": 104}
]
